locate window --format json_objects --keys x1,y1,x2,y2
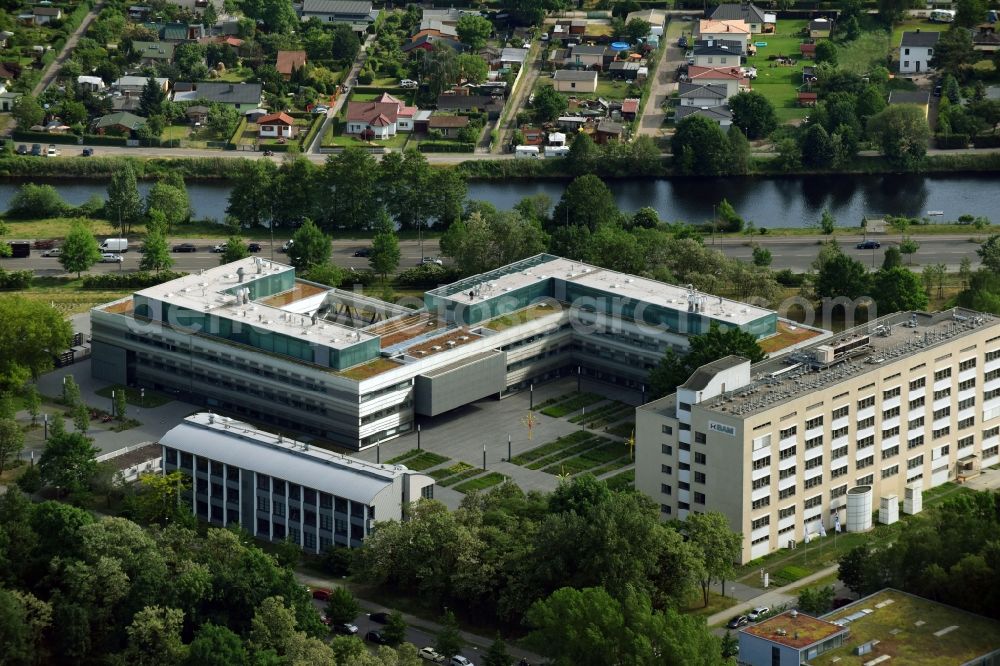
[
  {"x1": 882, "y1": 445, "x2": 899, "y2": 459},
  {"x1": 985, "y1": 426, "x2": 1000, "y2": 439},
  {"x1": 933, "y1": 407, "x2": 951, "y2": 420},
  {"x1": 832, "y1": 426, "x2": 849, "y2": 439},
  {"x1": 752, "y1": 456, "x2": 771, "y2": 470},
  {"x1": 984, "y1": 445, "x2": 999, "y2": 459},
  {"x1": 935, "y1": 444, "x2": 951, "y2": 458},
  {"x1": 933, "y1": 426, "x2": 951, "y2": 439},
  {"x1": 987, "y1": 348, "x2": 1000, "y2": 361},
  {"x1": 680, "y1": 442, "x2": 691, "y2": 451},
  {"x1": 694, "y1": 492, "x2": 706, "y2": 504},
  {"x1": 570, "y1": 82, "x2": 576, "y2": 89},
  {"x1": 662, "y1": 425, "x2": 673, "y2": 435},
  {"x1": 695, "y1": 452, "x2": 707, "y2": 464},
  {"x1": 680, "y1": 462, "x2": 691, "y2": 471},
  {"x1": 805, "y1": 475, "x2": 823, "y2": 489},
  {"x1": 910, "y1": 377, "x2": 926, "y2": 390},
  {"x1": 858, "y1": 396, "x2": 876, "y2": 409},
  {"x1": 959, "y1": 378, "x2": 977, "y2": 391},
  {"x1": 857, "y1": 455, "x2": 874, "y2": 469},
  {"x1": 661, "y1": 464, "x2": 673, "y2": 475},
  {"x1": 910, "y1": 396, "x2": 926, "y2": 410},
  {"x1": 806, "y1": 416, "x2": 824, "y2": 429},
  {"x1": 678, "y1": 501, "x2": 690, "y2": 510},
  {"x1": 882, "y1": 426, "x2": 900, "y2": 439},
  {"x1": 780, "y1": 425, "x2": 797, "y2": 439},
  {"x1": 960, "y1": 358, "x2": 977, "y2": 371},
  {"x1": 883, "y1": 387, "x2": 901, "y2": 400},
  {"x1": 661, "y1": 483, "x2": 672, "y2": 495},
  {"x1": 780, "y1": 466, "x2": 796, "y2": 479},
  {"x1": 831, "y1": 445, "x2": 848, "y2": 460},
  {"x1": 695, "y1": 472, "x2": 706, "y2": 484},
  {"x1": 908, "y1": 455, "x2": 924, "y2": 469},
  {"x1": 752, "y1": 516, "x2": 770, "y2": 530},
  {"x1": 679, "y1": 402, "x2": 691, "y2": 412},
  {"x1": 858, "y1": 435, "x2": 875, "y2": 449},
  {"x1": 779, "y1": 486, "x2": 796, "y2": 499},
  {"x1": 257, "y1": 496, "x2": 268, "y2": 512},
  {"x1": 909, "y1": 434, "x2": 925, "y2": 449},
  {"x1": 804, "y1": 495, "x2": 822, "y2": 509},
  {"x1": 832, "y1": 405, "x2": 850, "y2": 419},
  {"x1": 806, "y1": 436, "x2": 823, "y2": 450},
  {"x1": 883, "y1": 406, "x2": 900, "y2": 419},
  {"x1": 273, "y1": 501, "x2": 285, "y2": 517},
  {"x1": 752, "y1": 476, "x2": 771, "y2": 489},
  {"x1": 661, "y1": 444, "x2": 673, "y2": 455},
  {"x1": 881, "y1": 465, "x2": 899, "y2": 479},
  {"x1": 661, "y1": 504, "x2": 673, "y2": 515},
  {"x1": 304, "y1": 532, "x2": 316, "y2": 549},
  {"x1": 857, "y1": 474, "x2": 874, "y2": 486},
  {"x1": 779, "y1": 505, "x2": 796, "y2": 519},
  {"x1": 934, "y1": 368, "x2": 952, "y2": 381},
  {"x1": 909, "y1": 416, "x2": 925, "y2": 429},
  {"x1": 780, "y1": 446, "x2": 797, "y2": 460},
  {"x1": 695, "y1": 431, "x2": 707, "y2": 444},
  {"x1": 934, "y1": 388, "x2": 952, "y2": 400},
  {"x1": 857, "y1": 416, "x2": 875, "y2": 430},
  {"x1": 831, "y1": 484, "x2": 848, "y2": 498},
  {"x1": 958, "y1": 417, "x2": 975, "y2": 430},
  {"x1": 806, "y1": 456, "x2": 824, "y2": 470},
  {"x1": 832, "y1": 465, "x2": 848, "y2": 478}
]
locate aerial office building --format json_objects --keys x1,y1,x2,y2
[
  {"x1": 159, "y1": 412, "x2": 434, "y2": 552},
  {"x1": 92, "y1": 254, "x2": 783, "y2": 450},
  {"x1": 636, "y1": 309, "x2": 1000, "y2": 563}
]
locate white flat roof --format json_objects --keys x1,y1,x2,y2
[
  {"x1": 135, "y1": 257, "x2": 376, "y2": 350},
  {"x1": 161, "y1": 413, "x2": 427, "y2": 504}
]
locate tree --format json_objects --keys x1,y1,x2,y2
[
  {"x1": 727, "y1": 91, "x2": 777, "y2": 140},
  {"x1": 107, "y1": 162, "x2": 143, "y2": 234},
  {"x1": 146, "y1": 180, "x2": 191, "y2": 231},
  {"x1": 956, "y1": 0, "x2": 988, "y2": 28},
  {"x1": 72, "y1": 403, "x2": 90, "y2": 436},
  {"x1": 220, "y1": 236, "x2": 250, "y2": 264},
  {"x1": 287, "y1": 219, "x2": 330, "y2": 271},
  {"x1": 303, "y1": 262, "x2": 346, "y2": 288},
  {"x1": 819, "y1": 209, "x2": 836, "y2": 235},
  {"x1": 24, "y1": 384, "x2": 41, "y2": 425},
  {"x1": 977, "y1": 234, "x2": 1000, "y2": 272},
  {"x1": 797, "y1": 585, "x2": 836, "y2": 615},
  {"x1": 566, "y1": 132, "x2": 600, "y2": 176},
  {"x1": 125, "y1": 605, "x2": 187, "y2": 666},
  {"x1": 435, "y1": 611, "x2": 463, "y2": 658},
  {"x1": 62, "y1": 375, "x2": 81, "y2": 407},
  {"x1": 330, "y1": 23, "x2": 360, "y2": 61},
  {"x1": 625, "y1": 18, "x2": 651, "y2": 44},
  {"x1": 12, "y1": 94, "x2": 43, "y2": 129},
  {"x1": 59, "y1": 221, "x2": 101, "y2": 278},
  {"x1": 650, "y1": 323, "x2": 765, "y2": 399},
  {"x1": 550, "y1": 175, "x2": 618, "y2": 233},
  {"x1": 716, "y1": 199, "x2": 744, "y2": 232},
  {"x1": 867, "y1": 105, "x2": 930, "y2": 169},
  {"x1": 721, "y1": 630, "x2": 739, "y2": 659},
  {"x1": 6, "y1": 184, "x2": 67, "y2": 219},
  {"x1": 114, "y1": 389, "x2": 127, "y2": 423},
  {"x1": 321, "y1": 148, "x2": 381, "y2": 231},
  {"x1": 207, "y1": 103, "x2": 239, "y2": 140},
  {"x1": 139, "y1": 77, "x2": 166, "y2": 117},
  {"x1": 959, "y1": 256, "x2": 972, "y2": 289},
  {"x1": 0, "y1": 297, "x2": 73, "y2": 392},
  {"x1": 457, "y1": 53, "x2": 488, "y2": 84},
  {"x1": 227, "y1": 159, "x2": 277, "y2": 229},
  {"x1": 943, "y1": 74, "x2": 961, "y2": 104},
  {"x1": 682, "y1": 512, "x2": 743, "y2": 605},
  {"x1": 323, "y1": 588, "x2": 360, "y2": 626},
  {"x1": 630, "y1": 207, "x2": 660, "y2": 230},
  {"x1": 370, "y1": 214, "x2": 401, "y2": 284},
  {"x1": 727, "y1": 125, "x2": 751, "y2": 176},
  {"x1": 752, "y1": 245, "x2": 772, "y2": 267},
  {"x1": 483, "y1": 633, "x2": 513, "y2": 666},
  {"x1": 871, "y1": 266, "x2": 929, "y2": 313},
  {"x1": 813, "y1": 245, "x2": 870, "y2": 300},
  {"x1": 882, "y1": 246, "x2": 902, "y2": 269},
  {"x1": 532, "y1": 85, "x2": 568, "y2": 123},
  {"x1": 140, "y1": 225, "x2": 173, "y2": 273},
  {"x1": 815, "y1": 40, "x2": 838, "y2": 66},
  {"x1": 801, "y1": 124, "x2": 835, "y2": 168},
  {"x1": 0, "y1": 588, "x2": 31, "y2": 665},
  {"x1": 133, "y1": 471, "x2": 190, "y2": 525},
  {"x1": 878, "y1": 0, "x2": 918, "y2": 24},
  {"x1": 456, "y1": 14, "x2": 492, "y2": 51},
  {"x1": 672, "y1": 115, "x2": 731, "y2": 176},
  {"x1": 38, "y1": 430, "x2": 99, "y2": 496},
  {"x1": 418, "y1": 44, "x2": 459, "y2": 97},
  {"x1": 931, "y1": 27, "x2": 975, "y2": 77},
  {"x1": 0, "y1": 418, "x2": 24, "y2": 476},
  {"x1": 383, "y1": 611, "x2": 407, "y2": 646},
  {"x1": 185, "y1": 623, "x2": 247, "y2": 666},
  {"x1": 899, "y1": 236, "x2": 920, "y2": 264}
]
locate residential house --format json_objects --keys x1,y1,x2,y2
[
  {"x1": 0, "y1": 62, "x2": 19, "y2": 81},
  {"x1": 553, "y1": 19, "x2": 587, "y2": 36},
  {"x1": 973, "y1": 24, "x2": 1000, "y2": 52},
  {"x1": 499, "y1": 48, "x2": 529, "y2": 70},
  {"x1": 411, "y1": 20, "x2": 458, "y2": 41},
  {"x1": 77, "y1": 75, "x2": 105, "y2": 92},
  {"x1": 0, "y1": 30, "x2": 14, "y2": 48},
  {"x1": 685, "y1": 66, "x2": 748, "y2": 98},
  {"x1": 428, "y1": 114, "x2": 470, "y2": 138},
  {"x1": 299, "y1": 0, "x2": 379, "y2": 32},
  {"x1": 553, "y1": 69, "x2": 598, "y2": 93},
  {"x1": 172, "y1": 82, "x2": 264, "y2": 111},
  {"x1": 556, "y1": 115, "x2": 587, "y2": 130},
  {"x1": 547, "y1": 131, "x2": 566, "y2": 146},
  {"x1": 608, "y1": 61, "x2": 640, "y2": 80},
  {"x1": 244, "y1": 108, "x2": 269, "y2": 122},
  {"x1": 595, "y1": 118, "x2": 623, "y2": 144},
  {"x1": 899, "y1": 30, "x2": 939, "y2": 73},
  {"x1": 31, "y1": 7, "x2": 62, "y2": 25},
  {"x1": 693, "y1": 41, "x2": 743, "y2": 68},
  {"x1": 518, "y1": 125, "x2": 545, "y2": 145},
  {"x1": 258, "y1": 112, "x2": 297, "y2": 139},
  {"x1": 402, "y1": 33, "x2": 465, "y2": 54},
  {"x1": 345, "y1": 92, "x2": 418, "y2": 138},
  {"x1": 185, "y1": 105, "x2": 210, "y2": 124},
  {"x1": 799, "y1": 42, "x2": 816, "y2": 58},
  {"x1": 797, "y1": 91, "x2": 818, "y2": 107},
  {"x1": 566, "y1": 44, "x2": 608, "y2": 70},
  {"x1": 94, "y1": 112, "x2": 147, "y2": 135},
  {"x1": 0, "y1": 91, "x2": 22, "y2": 112},
  {"x1": 620, "y1": 98, "x2": 639, "y2": 121},
  {"x1": 436, "y1": 93, "x2": 502, "y2": 118},
  {"x1": 674, "y1": 104, "x2": 732, "y2": 128},
  {"x1": 802, "y1": 65, "x2": 817, "y2": 84},
  {"x1": 626, "y1": 9, "x2": 667, "y2": 32},
  {"x1": 112, "y1": 76, "x2": 170, "y2": 95},
  {"x1": 546, "y1": 48, "x2": 569, "y2": 70},
  {"x1": 128, "y1": 5, "x2": 152, "y2": 19},
  {"x1": 132, "y1": 41, "x2": 176, "y2": 66},
  {"x1": 809, "y1": 18, "x2": 833, "y2": 39},
  {"x1": 112, "y1": 97, "x2": 142, "y2": 112},
  {"x1": 143, "y1": 22, "x2": 205, "y2": 41},
  {"x1": 276, "y1": 50, "x2": 307, "y2": 80},
  {"x1": 421, "y1": 7, "x2": 478, "y2": 26},
  {"x1": 889, "y1": 89, "x2": 930, "y2": 119},
  {"x1": 708, "y1": 3, "x2": 768, "y2": 33},
  {"x1": 677, "y1": 82, "x2": 729, "y2": 107},
  {"x1": 697, "y1": 20, "x2": 751, "y2": 47}
]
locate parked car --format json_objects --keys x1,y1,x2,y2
[
  {"x1": 46, "y1": 144, "x2": 60, "y2": 157},
  {"x1": 450, "y1": 657, "x2": 473, "y2": 666},
  {"x1": 332, "y1": 622, "x2": 358, "y2": 635},
  {"x1": 419, "y1": 647, "x2": 446, "y2": 663},
  {"x1": 100, "y1": 253, "x2": 124, "y2": 263},
  {"x1": 30, "y1": 144, "x2": 42, "y2": 156},
  {"x1": 368, "y1": 612, "x2": 390, "y2": 624},
  {"x1": 365, "y1": 630, "x2": 390, "y2": 645},
  {"x1": 81, "y1": 147, "x2": 94, "y2": 157},
  {"x1": 247, "y1": 242, "x2": 262, "y2": 252},
  {"x1": 856, "y1": 240, "x2": 881, "y2": 249},
  {"x1": 678, "y1": 36, "x2": 688, "y2": 48},
  {"x1": 40, "y1": 248, "x2": 61, "y2": 257},
  {"x1": 211, "y1": 244, "x2": 227, "y2": 253},
  {"x1": 281, "y1": 240, "x2": 294, "y2": 253},
  {"x1": 727, "y1": 615, "x2": 749, "y2": 629},
  {"x1": 748, "y1": 606, "x2": 770, "y2": 621},
  {"x1": 933, "y1": 84, "x2": 942, "y2": 97},
  {"x1": 399, "y1": 79, "x2": 418, "y2": 88},
  {"x1": 312, "y1": 106, "x2": 329, "y2": 114},
  {"x1": 172, "y1": 243, "x2": 198, "y2": 253},
  {"x1": 33, "y1": 239, "x2": 56, "y2": 249},
  {"x1": 311, "y1": 587, "x2": 332, "y2": 601},
  {"x1": 353, "y1": 247, "x2": 372, "y2": 257},
  {"x1": 420, "y1": 257, "x2": 443, "y2": 266},
  {"x1": 16, "y1": 144, "x2": 27, "y2": 155}
]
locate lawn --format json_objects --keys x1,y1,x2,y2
[
  {"x1": 744, "y1": 19, "x2": 811, "y2": 123},
  {"x1": 384, "y1": 449, "x2": 449, "y2": 470},
  {"x1": 321, "y1": 120, "x2": 411, "y2": 149},
  {"x1": 509, "y1": 431, "x2": 593, "y2": 465},
  {"x1": 339, "y1": 357, "x2": 402, "y2": 380},
  {"x1": 838, "y1": 30, "x2": 891, "y2": 75},
  {"x1": 94, "y1": 385, "x2": 173, "y2": 408},
  {"x1": 683, "y1": 591, "x2": 739, "y2": 619},
  {"x1": 454, "y1": 472, "x2": 508, "y2": 493},
  {"x1": 604, "y1": 468, "x2": 634, "y2": 491},
  {"x1": 8, "y1": 276, "x2": 131, "y2": 316},
  {"x1": 541, "y1": 438, "x2": 629, "y2": 475},
  {"x1": 889, "y1": 19, "x2": 951, "y2": 52},
  {"x1": 428, "y1": 461, "x2": 474, "y2": 482},
  {"x1": 538, "y1": 392, "x2": 604, "y2": 418},
  {"x1": 485, "y1": 303, "x2": 562, "y2": 332}
]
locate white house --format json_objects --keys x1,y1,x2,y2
[
  {"x1": 697, "y1": 19, "x2": 751, "y2": 47},
  {"x1": 674, "y1": 104, "x2": 733, "y2": 128},
  {"x1": 77, "y1": 75, "x2": 106, "y2": 92},
  {"x1": 344, "y1": 92, "x2": 418, "y2": 138},
  {"x1": 899, "y1": 30, "x2": 939, "y2": 74},
  {"x1": 685, "y1": 65, "x2": 748, "y2": 98},
  {"x1": 257, "y1": 112, "x2": 297, "y2": 139},
  {"x1": 692, "y1": 41, "x2": 742, "y2": 68},
  {"x1": 678, "y1": 82, "x2": 730, "y2": 107},
  {"x1": 708, "y1": 3, "x2": 768, "y2": 33}
]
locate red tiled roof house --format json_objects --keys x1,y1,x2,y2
[
  {"x1": 258, "y1": 112, "x2": 297, "y2": 139},
  {"x1": 344, "y1": 93, "x2": 418, "y2": 138},
  {"x1": 276, "y1": 50, "x2": 307, "y2": 81}
]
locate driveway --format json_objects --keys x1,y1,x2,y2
[
  {"x1": 636, "y1": 19, "x2": 686, "y2": 138},
  {"x1": 307, "y1": 34, "x2": 375, "y2": 155}
]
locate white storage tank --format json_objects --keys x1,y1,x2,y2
[
  {"x1": 904, "y1": 483, "x2": 923, "y2": 515},
  {"x1": 846, "y1": 485, "x2": 873, "y2": 532},
  {"x1": 879, "y1": 495, "x2": 899, "y2": 525}
]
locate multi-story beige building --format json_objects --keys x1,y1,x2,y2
[{"x1": 637, "y1": 309, "x2": 1000, "y2": 563}]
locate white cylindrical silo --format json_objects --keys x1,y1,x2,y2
[{"x1": 846, "y1": 485, "x2": 873, "y2": 532}]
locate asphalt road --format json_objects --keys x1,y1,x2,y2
[{"x1": 6, "y1": 234, "x2": 984, "y2": 276}]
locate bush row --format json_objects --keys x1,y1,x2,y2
[
  {"x1": 934, "y1": 134, "x2": 969, "y2": 149},
  {"x1": 0, "y1": 155, "x2": 250, "y2": 180},
  {"x1": 0, "y1": 269, "x2": 32, "y2": 289},
  {"x1": 456, "y1": 158, "x2": 562, "y2": 179},
  {"x1": 972, "y1": 134, "x2": 1000, "y2": 148},
  {"x1": 81, "y1": 270, "x2": 187, "y2": 289},
  {"x1": 417, "y1": 141, "x2": 476, "y2": 153}
]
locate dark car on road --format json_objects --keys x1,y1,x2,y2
[
  {"x1": 30, "y1": 144, "x2": 42, "y2": 156},
  {"x1": 365, "y1": 630, "x2": 390, "y2": 645},
  {"x1": 368, "y1": 612, "x2": 390, "y2": 624},
  {"x1": 727, "y1": 615, "x2": 749, "y2": 629},
  {"x1": 856, "y1": 240, "x2": 881, "y2": 249},
  {"x1": 247, "y1": 242, "x2": 262, "y2": 252},
  {"x1": 172, "y1": 243, "x2": 198, "y2": 253},
  {"x1": 678, "y1": 36, "x2": 688, "y2": 48},
  {"x1": 16, "y1": 144, "x2": 27, "y2": 155},
  {"x1": 81, "y1": 148, "x2": 94, "y2": 157},
  {"x1": 311, "y1": 587, "x2": 332, "y2": 601},
  {"x1": 353, "y1": 247, "x2": 372, "y2": 257}
]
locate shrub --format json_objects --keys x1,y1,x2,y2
[
  {"x1": 81, "y1": 270, "x2": 187, "y2": 289},
  {"x1": 6, "y1": 183, "x2": 67, "y2": 218},
  {"x1": 0, "y1": 269, "x2": 32, "y2": 289},
  {"x1": 775, "y1": 269, "x2": 805, "y2": 287},
  {"x1": 934, "y1": 133, "x2": 969, "y2": 149},
  {"x1": 417, "y1": 141, "x2": 476, "y2": 153},
  {"x1": 972, "y1": 134, "x2": 1000, "y2": 148},
  {"x1": 395, "y1": 263, "x2": 462, "y2": 287}
]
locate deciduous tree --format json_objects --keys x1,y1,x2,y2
[
  {"x1": 727, "y1": 90, "x2": 777, "y2": 139},
  {"x1": 550, "y1": 174, "x2": 618, "y2": 232},
  {"x1": 220, "y1": 236, "x2": 250, "y2": 264},
  {"x1": 0, "y1": 297, "x2": 73, "y2": 392},
  {"x1": 456, "y1": 14, "x2": 492, "y2": 51},
  {"x1": 370, "y1": 213, "x2": 401, "y2": 283},
  {"x1": 435, "y1": 610, "x2": 463, "y2": 658},
  {"x1": 139, "y1": 222, "x2": 173, "y2": 274},
  {"x1": 38, "y1": 430, "x2": 99, "y2": 496},
  {"x1": 60, "y1": 221, "x2": 101, "y2": 278},
  {"x1": 287, "y1": 218, "x2": 330, "y2": 271},
  {"x1": 650, "y1": 323, "x2": 765, "y2": 398},
  {"x1": 0, "y1": 418, "x2": 24, "y2": 476},
  {"x1": 871, "y1": 266, "x2": 929, "y2": 313},
  {"x1": 12, "y1": 94, "x2": 43, "y2": 129},
  {"x1": 107, "y1": 162, "x2": 143, "y2": 234},
  {"x1": 681, "y1": 511, "x2": 743, "y2": 606},
  {"x1": 531, "y1": 84, "x2": 567, "y2": 123},
  {"x1": 672, "y1": 115, "x2": 731, "y2": 176}
]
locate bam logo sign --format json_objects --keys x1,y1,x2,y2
[{"x1": 709, "y1": 421, "x2": 736, "y2": 437}]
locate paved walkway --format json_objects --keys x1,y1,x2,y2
[
  {"x1": 636, "y1": 21, "x2": 683, "y2": 138},
  {"x1": 31, "y1": 2, "x2": 105, "y2": 98},
  {"x1": 706, "y1": 564, "x2": 840, "y2": 627},
  {"x1": 495, "y1": 41, "x2": 542, "y2": 152},
  {"x1": 307, "y1": 33, "x2": 375, "y2": 155}
]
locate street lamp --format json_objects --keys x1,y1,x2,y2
[{"x1": 43, "y1": 413, "x2": 48, "y2": 440}]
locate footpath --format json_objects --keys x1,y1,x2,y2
[{"x1": 705, "y1": 564, "x2": 840, "y2": 628}]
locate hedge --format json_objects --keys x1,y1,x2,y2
[
  {"x1": 227, "y1": 117, "x2": 248, "y2": 149},
  {"x1": 0, "y1": 269, "x2": 32, "y2": 290},
  {"x1": 417, "y1": 141, "x2": 476, "y2": 153},
  {"x1": 11, "y1": 131, "x2": 129, "y2": 147},
  {"x1": 0, "y1": 155, "x2": 250, "y2": 180},
  {"x1": 81, "y1": 270, "x2": 187, "y2": 289},
  {"x1": 300, "y1": 114, "x2": 325, "y2": 151},
  {"x1": 972, "y1": 134, "x2": 1000, "y2": 148},
  {"x1": 934, "y1": 134, "x2": 969, "y2": 149}
]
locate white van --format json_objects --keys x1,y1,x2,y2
[
  {"x1": 514, "y1": 145, "x2": 540, "y2": 159},
  {"x1": 544, "y1": 145, "x2": 570, "y2": 158},
  {"x1": 100, "y1": 238, "x2": 128, "y2": 252}
]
